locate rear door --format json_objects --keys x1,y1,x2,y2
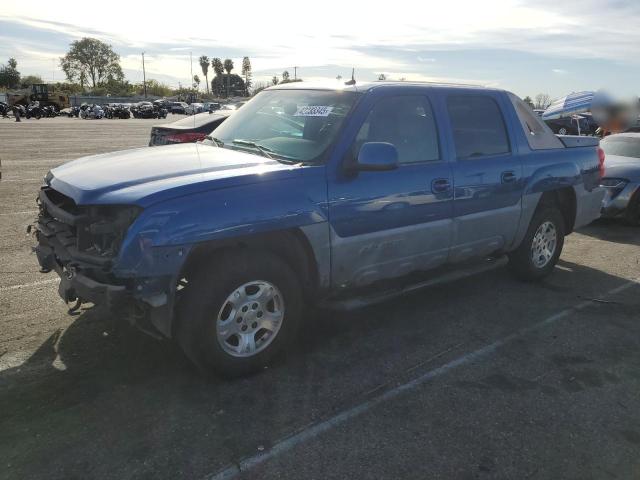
[
  {"x1": 328, "y1": 90, "x2": 454, "y2": 288},
  {"x1": 445, "y1": 92, "x2": 524, "y2": 262}
]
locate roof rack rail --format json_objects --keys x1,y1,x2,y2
[{"x1": 372, "y1": 80, "x2": 484, "y2": 87}]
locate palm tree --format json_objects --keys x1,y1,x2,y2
[
  {"x1": 211, "y1": 58, "x2": 224, "y2": 96},
  {"x1": 199, "y1": 55, "x2": 210, "y2": 95},
  {"x1": 223, "y1": 59, "x2": 234, "y2": 97},
  {"x1": 241, "y1": 57, "x2": 251, "y2": 96}
]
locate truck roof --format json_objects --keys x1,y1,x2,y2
[{"x1": 269, "y1": 80, "x2": 503, "y2": 94}]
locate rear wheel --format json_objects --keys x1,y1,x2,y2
[
  {"x1": 509, "y1": 207, "x2": 565, "y2": 281},
  {"x1": 176, "y1": 249, "x2": 302, "y2": 377}
]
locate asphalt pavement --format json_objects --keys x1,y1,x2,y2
[{"x1": 0, "y1": 116, "x2": 639, "y2": 480}]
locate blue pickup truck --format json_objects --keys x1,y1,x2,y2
[{"x1": 34, "y1": 82, "x2": 605, "y2": 376}]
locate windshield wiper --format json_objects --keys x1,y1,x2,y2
[
  {"x1": 231, "y1": 139, "x2": 275, "y2": 159},
  {"x1": 204, "y1": 135, "x2": 224, "y2": 147}
]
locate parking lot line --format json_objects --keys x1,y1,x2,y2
[
  {"x1": 0, "y1": 278, "x2": 58, "y2": 292},
  {"x1": 0, "y1": 210, "x2": 39, "y2": 216},
  {"x1": 205, "y1": 277, "x2": 639, "y2": 480}
]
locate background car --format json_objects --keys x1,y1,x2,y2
[
  {"x1": 170, "y1": 102, "x2": 189, "y2": 114},
  {"x1": 578, "y1": 112, "x2": 600, "y2": 135},
  {"x1": 148, "y1": 110, "x2": 232, "y2": 146},
  {"x1": 544, "y1": 115, "x2": 589, "y2": 135},
  {"x1": 185, "y1": 102, "x2": 204, "y2": 115},
  {"x1": 202, "y1": 102, "x2": 221, "y2": 112},
  {"x1": 599, "y1": 132, "x2": 640, "y2": 225}
]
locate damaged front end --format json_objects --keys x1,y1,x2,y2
[{"x1": 33, "y1": 185, "x2": 188, "y2": 339}]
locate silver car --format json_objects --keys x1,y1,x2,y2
[{"x1": 600, "y1": 132, "x2": 640, "y2": 224}]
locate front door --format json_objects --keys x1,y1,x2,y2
[{"x1": 328, "y1": 92, "x2": 454, "y2": 288}]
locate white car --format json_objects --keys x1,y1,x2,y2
[{"x1": 185, "y1": 103, "x2": 204, "y2": 115}]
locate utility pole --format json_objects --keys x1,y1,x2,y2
[
  {"x1": 190, "y1": 52, "x2": 195, "y2": 102},
  {"x1": 142, "y1": 52, "x2": 147, "y2": 98},
  {"x1": 294, "y1": 66, "x2": 298, "y2": 81}
]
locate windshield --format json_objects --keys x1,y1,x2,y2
[
  {"x1": 210, "y1": 89, "x2": 359, "y2": 162},
  {"x1": 601, "y1": 136, "x2": 640, "y2": 159}
]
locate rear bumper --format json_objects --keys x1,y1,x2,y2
[{"x1": 574, "y1": 185, "x2": 606, "y2": 229}]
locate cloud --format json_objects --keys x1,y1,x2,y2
[{"x1": 0, "y1": 0, "x2": 639, "y2": 95}]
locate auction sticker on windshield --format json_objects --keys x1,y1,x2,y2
[{"x1": 294, "y1": 106, "x2": 334, "y2": 117}]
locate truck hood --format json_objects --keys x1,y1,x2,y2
[
  {"x1": 603, "y1": 154, "x2": 640, "y2": 181},
  {"x1": 47, "y1": 143, "x2": 302, "y2": 206}
]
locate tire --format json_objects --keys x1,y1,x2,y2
[
  {"x1": 508, "y1": 206, "x2": 565, "y2": 281},
  {"x1": 558, "y1": 127, "x2": 568, "y2": 135},
  {"x1": 176, "y1": 249, "x2": 303, "y2": 377},
  {"x1": 623, "y1": 192, "x2": 640, "y2": 226}
]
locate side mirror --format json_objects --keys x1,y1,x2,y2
[{"x1": 356, "y1": 142, "x2": 399, "y2": 171}]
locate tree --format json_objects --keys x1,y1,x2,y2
[
  {"x1": 336, "y1": 75, "x2": 342, "y2": 81},
  {"x1": 211, "y1": 74, "x2": 246, "y2": 97},
  {"x1": 378, "y1": 73, "x2": 387, "y2": 81},
  {"x1": 20, "y1": 75, "x2": 44, "y2": 88},
  {"x1": 223, "y1": 59, "x2": 234, "y2": 97},
  {"x1": 193, "y1": 74, "x2": 200, "y2": 90},
  {"x1": 60, "y1": 37, "x2": 124, "y2": 88},
  {"x1": 271, "y1": 76, "x2": 279, "y2": 86},
  {"x1": 282, "y1": 70, "x2": 290, "y2": 82},
  {"x1": 210, "y1": 58, "x2": 224, "y2": 97},
  {"x1": 534, "y1": 93, "x2": 552, "y2": 110},
  {"x1": 199, "y1": 55, "x2": 210, "y2": 94},
  {"x1": 241, "y1": 57, "x2": 252, "y2": 96},
  {"x1": 523, "y1": 96, "x2": 534, "y2": 108},
  {"x1": 0, "y1": 57, "x2": 20, "y2": 89},
  {"x1": 142, "y1": 79, "x2": 172, "y2": 97},
  {"x1": 211, "y1": 57, "x2": 224, "y2": 77}
]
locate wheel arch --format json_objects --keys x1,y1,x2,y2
[
  {"x1": 538, "y1": 187, "x2": 577, "y2": 233},
  {"x1": 177, "y1": 227, "x2": 321, "y2": 301}
]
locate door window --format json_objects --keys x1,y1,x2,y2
[
  {"x1": 447, "y1": 95, "x2": 510, "y2": 159},
  {"x1": 355, "y1": 96, "x2": 440, "y2": 164}
]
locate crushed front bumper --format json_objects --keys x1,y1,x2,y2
[
  {"x1": 35, "y1": 243, "x2": 126, "y2": 306},
  {"x1": 33, "y1": 189, "x2": 188, "y2": 339}
]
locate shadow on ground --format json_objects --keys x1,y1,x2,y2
[
  {"x1": 578, "y1": 218, "x2": 640, "y2": 246},
  {"x1": 1, "y1": 247, "x2": 639, "y2": 480}
]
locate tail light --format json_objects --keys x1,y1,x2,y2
[
  {"x1": 597, "y1": 146, "x2": 605, "y2": 178},
  {"x1": 165, "y1": 132, "x2": 207, "y2": 143}
]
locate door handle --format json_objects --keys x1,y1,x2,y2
[
  {"x1": 501, "y1": 171, "x2": 517, "y2": 183},
  {"x1": 431, "y1": 178, "x2": 451, "y2": 193}
]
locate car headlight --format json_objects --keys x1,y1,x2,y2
[{"x1": 77, "y1": 205, "x2": 142, "y2": 257}]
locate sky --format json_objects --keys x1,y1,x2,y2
[{"x1": 1, "y1": 0, "x2": 639, "y2": 99}]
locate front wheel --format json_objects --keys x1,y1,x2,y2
[
  {"x1": 176, "y1": 250, "x2": 302, "y2": 377},
  {"x1": 508, "y1": 207, "x2": 565, "y2": 281}
]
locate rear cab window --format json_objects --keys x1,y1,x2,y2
[
  {"x1": 446, "y1": 95, "x2": 510, "y2": 159},
  {"x1": 507, "y1": 93, "x2": 564, "y2": 150}
]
